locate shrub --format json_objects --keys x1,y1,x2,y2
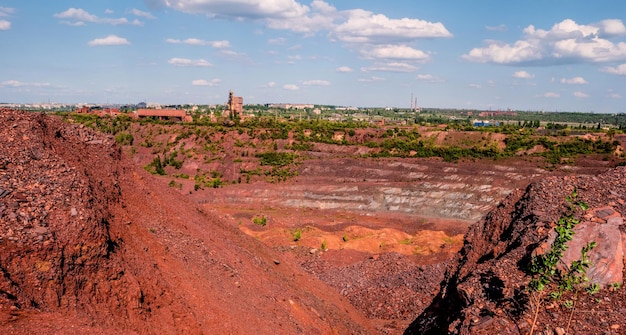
[
  {"x1": 115, "y1": 132, "x2": 134, "y2": 145},
  {"x1": 253, "y1": 216, "x2": 267, "y2": 226}
]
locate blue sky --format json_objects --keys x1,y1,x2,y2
[{"x1": 2, "y1": 1, "x2": 626, "y2": 112}]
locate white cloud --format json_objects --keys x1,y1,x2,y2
[
  {"x1": 0, "y1": 7, "x2": 15, "y2": 17},
  {"x1": 166, "y1": 38, "x2": 231, "y2": 49},
  {"x1": 268, "y1": 37, "x2": 287, "y2": 45},
  {"x1": 468, "y1": 83, "x2": 482, "y2": 89},
  {"x1": 265, "y1": 81, "x2": 277, "y2": 87},
  {"x1": 55, "y1": 8, "x2": 98, "y2": 22},
  {"x1": 601, "y1": 63, "x2": 626, "y2": 75},
  {"x1": 485, "y1": 24, "x2": 507, "y2": 32},
  {"x1": 513, "y1": 70, "x2": 534, "y2": 79},
  {"x1": 464, "y1": 18, "x2": 626, "y2": 64},
  {"x1": 1, "y1": 80, "x2": 50, "y2": 87},
  {"x1": 416, "y1": 74, "x2": 444, "y2": 83},
  {"x1": 54, "y1": 8, "x2": 143, "y2": 26},
  {"x1": 266, "y1": 1, "x2": 336, "y2": 34},
  {"x1": 153, "y1": 0, "x2": 309, "y2": 19},
  {"x1": 168, "y1": 58, "x2": 212, "y2": 67},
  {"x1": 130, "y1": 9, "x2": 156, "y2": 19},
  {"x1": 333, "y1": 9, "x2": 452, "y2": 44},
  {"x1": 192, "y1": 78, "x2": 221, "y2": 86},
  {"x1": 302, "y1": 80, "x2": 330, "y2": 86},
  {"x1": 361, "y1": 45, "x2": 429, "y2": 61},
  {"x1": 88, "y1": 35, "x2": 131, "y2": 46},
  {"x1": 211, "y1": 40, "x2": 231, "y2": 48},
  {"x1": 543, "y1": 92, "x2": 560, "y2": 98},
  {"x1": 608, "y1": 93, "x2": 622, "y2": 99},
  {"x1": 336, "y1": 66, "x2": 353, "y2": 73},
  {"x1": 560, "y1": 76, "x2": 587, "y2": 84},
  {"x1": 361, "y1": 62, "x2": 418, "y2": 73},
  {"x1": 283, "y1": 84, "x2": 299, "y2": 90},
  {"x1": 358, "y1": 76, "x2": 385, "y2": 82},
  {"x1": 0, "y1": 19, "x2": 9, "y2": 30},
  {"x1": 574, "y1": 91, "x2": 589, "y2": 98},
  {"x1": 105, "y1": 9, "x2": 114, "y2": 14},
  {"x1": 168, "y1": 38, "x2": 207, "y2": 45}
]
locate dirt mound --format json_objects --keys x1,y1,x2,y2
[
  {"x1": 406, "y1": 167, "x2": 626, "y2": 335},
  {"x1": 0, "y1": 110, "x2": 373, "y2": 334}
]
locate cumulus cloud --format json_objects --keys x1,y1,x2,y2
[
  {"x1": 601, "y1": 63, "x2": 626, "y2": 75},
  {"x1": 88, "y1": 35, "x2": 131, "y2": 46},
  {"x1": 361, "y1": 62, "x2": 419, "y2": 73},
  {"x1": 608, "y1": 92, "x2": 621, "y2": 99},
  {"x1": 336, "y1": 66, "x2": 353, "y2": 73},
  {"x1": 151, "y1": 0, "x2": 309, "y2": 19},
  {"x1": 463, "y1": 18, "x2": 626, "y2": 65},
  {"x1": 54, "y1": 8, "x2": 143, "y2": 26},
  {"x1": 574, "y1": 91, "x2": 589, "y2": 98},
  {"x1": 560, "y1": 76, "x2": 587, "y2": 84},
  {"x1": 168, "y1": 58, "x2": 212, "y2": 67},
  {"x1": 468, "y1": 83, "x2": 482, "y2": 89},
  {"x1": 333, "y1": 9, "x2": 452, "y2": 44},
  {"x1": 360, "y1": 44, "x2": 429, "y2": 61},
  {"x1": 192, "y1": 78, "x2": 221, "y2": 86},
  {"x1": 151, "y1": 0, "x2": 453, "y2": 70},
  {"x1": 513, "y1": 70, "x2": 534, "y2": 79},
  {"x1": 302, "y1": 80, "x2": 330, "y2": 86},
  {"x1": 283, "y1": 84, "x2": 299, "y2": 90},
  {"x1": 0, "y1": 19, "x2": 9, "y2": 30}
]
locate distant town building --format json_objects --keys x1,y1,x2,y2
[
  {"x1": 227, "y1": 90, "x2": 243, "y2": 119},
  {"x1": 134, "y1": 109, "x2": 192, "y2": 122},
  {"x1": 478, "y1": 111, "x2": 517, "y2": 117},
  {"x1": 266, "y1": 103, "x2": 314, "y2": 110}
]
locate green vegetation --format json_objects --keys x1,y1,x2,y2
[
  {"x1": 115, "y1": 132, "x2": 134, "y2": 145},
  {"x1": 60, "y1": 109, "x2": 623, "y2": 188},
  {"x1": 529, "y1": 189, "x2": 593, "y2": 296},
  {"x1": 293, "y1": 229, "x2": 302, "y2": 241},
  {"x1": 527, "y1": 189, "x2": 600, "y2": 335},
  {"x1": 252, "y1": 215, "x2": 267, "y2": 226},
  {"x1": 193, "y1": 171, "x2": 223, "y2": 190},
  {"x1": 144, "y1": 155, "x2": 166, "y2": 175}
]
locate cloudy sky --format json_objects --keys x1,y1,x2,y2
[{"x1": 2, "y1": 1, "x2": 626, "y2": 112}]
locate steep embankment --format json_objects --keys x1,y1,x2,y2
[
  {"x1": 406, "y1": 167, "x2": 626, "y2": 335},
  {"x1": 0, "y1": 110, "x2": 373, "y2": 334}
]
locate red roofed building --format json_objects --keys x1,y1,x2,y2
[{"x1": 134, "y1": 109, "x2": 192, "y2": 122}]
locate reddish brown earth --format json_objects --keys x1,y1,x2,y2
[
  {"x1": 0, "y1": 110, "x2": 373, "y2": 334},
  {"x1": 408, "y1": 168, "x2": 626, "y2": 335},
  {"x1": 1, "y1": 110, "x2": 623, "y2": 334}
]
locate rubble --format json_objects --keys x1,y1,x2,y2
[{"x1": 407, "y1": 167, "x2": 626, "y2": 335}]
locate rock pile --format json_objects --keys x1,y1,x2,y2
[{"x1": 406, "y1": 167, "x2": 626, "y2": 334}]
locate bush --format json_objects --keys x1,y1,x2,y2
[
  {"x1": 115, "y1": 132, "x2": 134, "y2": 145},
  {"x1": 253, "y1": 216, "x2": 267, "y2": 226}
]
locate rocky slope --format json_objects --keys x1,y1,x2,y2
[
  {"x1": 0, "y1": 110, "x2": 373, "y2": 334},
  {"x1": 406, "y1": 167, "x2": 626, "y2": 335}
]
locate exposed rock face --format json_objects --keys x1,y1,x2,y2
[
  {"x1": 405, "y1": 167, "x2": 626, "y2": 335},
  {"x1": 0, "y1": 110, "x2": 374, "y2": 334}
]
